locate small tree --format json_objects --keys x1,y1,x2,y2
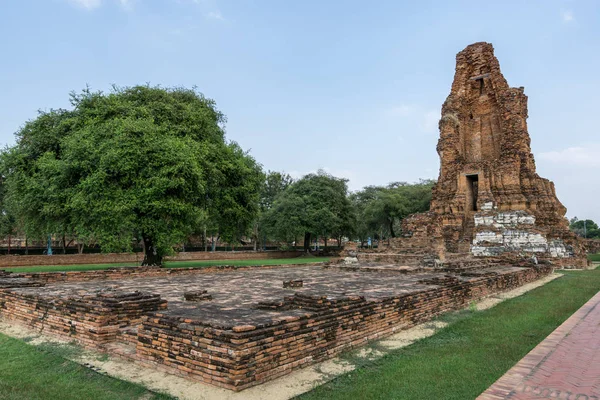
[
  {"x1": 351, "y1": 179, "x2": 435, "y2": 241},
  {"x1": 255, "y1": 171, "x2": 293, "y2": 250},
  {"x1": 262, "y1": 170, "x2": 353, "y2": 252}
]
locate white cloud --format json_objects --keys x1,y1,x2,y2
[
  {"x1": 67, "y1": 0, "x2": 135, "y2": 10},
  {"x1": 562, "y1": 10, "x2": 574, "y2": 23},
  {"x1": 419, "y1": 110, "x2": 439, "y2": 133},
  {"x1": 118, "y1": 0, "x2": 134, "y2": 10},
  {"x1": 538, "y1": 145, "x2": 600, "y2": 167},
  {"x1": 206, "y1": 10, "x2": 225, "y2": 21},
  {"x1": 68, "y1": 0, "x2": 102, "y2": 9}
]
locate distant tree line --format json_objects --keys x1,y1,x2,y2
[
  {"x1": 0, "y1": 85, "x2": 434, "y2": 265},
  {"x1": 569, "y1": 217, "x2": 600, "y2": 239}
]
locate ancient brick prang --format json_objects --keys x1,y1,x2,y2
[{"x1": 400, "y1": 42, "x2": 586, "y2": 266}]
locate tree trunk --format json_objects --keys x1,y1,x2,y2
[
  {"x1": 253, "y1": 223, "x2": 258, "y2": 251},
  {"x1": 323, "y1": 235, "x2": 328, "y2": 252},
  {"x1": 7, "y1": 235, "x2": 10, "y2": 255},
  {"x1": 303, "y1": 232, "x2": 311, "y2": 253},
  {"x1": 211, "y1": 235, "x2": 217, "y2": 252},
  {"x1": 25, "y1": 236, "x2": 28, "y2": 255},
  {"x1": 389, "y1": 218, "x2": 396, "y2": 238},
  {"x1": 337, "y1": 236, "x2": 342, "y2": 248},
  {"x1": 203, "y1": 226, "x2": 208, "y2": 252},
  {"x1": 61, "y1": 234, "x2": 67, "y2": 254},
  {"x1": 77, "y1": 243, "x2": 84, "y2": 254},
  {"x1": 141, "y1": 236, "x2": 163, "y2": 266}
]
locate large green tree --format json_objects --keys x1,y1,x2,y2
[
  {"x1": 254, "y1": 171, "x2": 294, "y2": 249},
  {"x1": 1, "y1": 85, "x2": 262, "y2": 265},
  {"x1": 351, "y1": 179, "x2": 435, "y2": 243},
  {"x1": 262, "y1": 170, "x2": 353, "y2": 252}
]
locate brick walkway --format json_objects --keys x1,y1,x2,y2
[{"x1": 478, "y1": 291, "x2": 600, "y2": 400}]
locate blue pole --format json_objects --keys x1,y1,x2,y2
[{"x1": 47, "y1": 235, "x2": 53, "y2": 256}]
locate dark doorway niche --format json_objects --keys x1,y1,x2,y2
[
  {"x1": 466, "y1": 174, "x2": 479, "y2": 211},
  {"x1": 477, "y1": 78, "x2": 484, "y2": 95}
]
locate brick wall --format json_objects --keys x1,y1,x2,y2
[
  {"x1": 0, "y1": 290, "x2": 166, "y2": 347},
  {"x1": 0, "y1": 264, "x2": 552, "y2": 391},
  {"x1": 584, "y1": 239, "x2": 600, "y2": 255},
  {"x1": 0, "y1": 250, "x2": 301, "y2": 268},
  {"x1": 0, "y1": 263, "x2": 315, "y2": 284},
  {"x1": 136, "y1": 265, "x2": 552, "y2": 391}
]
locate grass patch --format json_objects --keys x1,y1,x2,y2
[
  {"x1": 0, "y1": 333, "x2": 172, "y2": 400},
  {"x1": 35, "y1": 341, "x2": 84, "y2": 359},
  {"x1": 298, "y1": 269, "x2": 600, "y2": 400},
  {"x1": 6, "y1": 257, "x2": 329, "y2": 273},
  {"x1": 588, "y1": 253, "x2": 600, "y2": 262}
]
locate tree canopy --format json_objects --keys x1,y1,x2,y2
[
  {"x1": 1, "y1": 85, "x2": 263, "y2": 265},
  {"x1": 569, "y1": 217, "x2": 600, "y2": 239},
  {"x1": 0, "y1": 85, "x2": 440, "y2": 259},
  {"x1": 262, "y1": 170, "x2": 354, "y2": 251},
  {"x1": 350, "y1": 180, "x2": 435, "y2": 243}
]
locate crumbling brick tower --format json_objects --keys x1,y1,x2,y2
[{"x1": 403, "y1": 42, "x2": 586, "y2": 266}]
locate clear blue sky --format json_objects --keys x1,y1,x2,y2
[{"x1": 1, "y1": 0, "x2": 599, "y2": 222}]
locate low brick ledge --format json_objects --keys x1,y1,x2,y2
[
  {"x1": 0, "y1": 250, "x2": 303, "y2": 268},
  {"x1": 0, "y1": 262, "x2": 325, "y2": 284},
  {"x1": 135, "y1": 265, "x2": 553, "y2": 391},
  {"x1": 0, "y1": 264, "x2": 553, "y2": 392}
]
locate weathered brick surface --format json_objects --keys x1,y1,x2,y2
[
  {"x1": 360, "y1": 42, "x2": 586, "y2": 267},
  {"x1": 584, "y1": 239, "x2": 600, "y2": 255},
  {"x1": 0, "y1": 250, "x2": 301, "y2": 268},
  {"x1": 0, "y1": 263, "x2": 313, "y2": 284},
  {"x1": 0, "y1": 289, "x2": 166, "y2": 346},
  {"x1": 132, "y1": 266, "x2": 552, "y2": 391},
  {"x1": 0, "y1": 264, "x2": 552, "y2": 391}
]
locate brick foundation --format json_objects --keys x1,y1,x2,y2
[
  {"x1": 0, "y1": 250, "x2": 301, "y2": 268},
  {"x1": 0, "y1": 264, "x2": 552, "y2": 391},
  {"x1": 0, "y1": 289, "x2": 166, "y2": 347},
  {"x1": 135, "y1": 265, "x2": 552, "y2": 390}
]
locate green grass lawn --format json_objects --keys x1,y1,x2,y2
[
  {"x1": 298, "y1": 268, "x2": 600, "y2": 400},
  {"x1": 0, "y1": 335, "x2": 172, "y2": 400},
  {"x1": 5, "y1": 256, "x2": 329, "y2": 273},
  {"x1": 589, "y1": 253, "x2": 600, "y2": 262}
]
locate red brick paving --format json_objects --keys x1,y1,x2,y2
[{"x1": 478, "y1": 291, "x2": 600, "y2": 400}]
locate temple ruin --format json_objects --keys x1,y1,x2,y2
[
  {"x1": 0, "y1": 42, "x2": 587, "y2": 393},
  {"x1": 368, "y1": 42, "x2": 587, "y2": 268}
]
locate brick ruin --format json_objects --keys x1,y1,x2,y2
[
  {"x1": 362, "y1": 42, "x2": 586, "y2": 268},
  {"x1": 0, "y1": 262, "x2": 552, "y2": 391}
]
